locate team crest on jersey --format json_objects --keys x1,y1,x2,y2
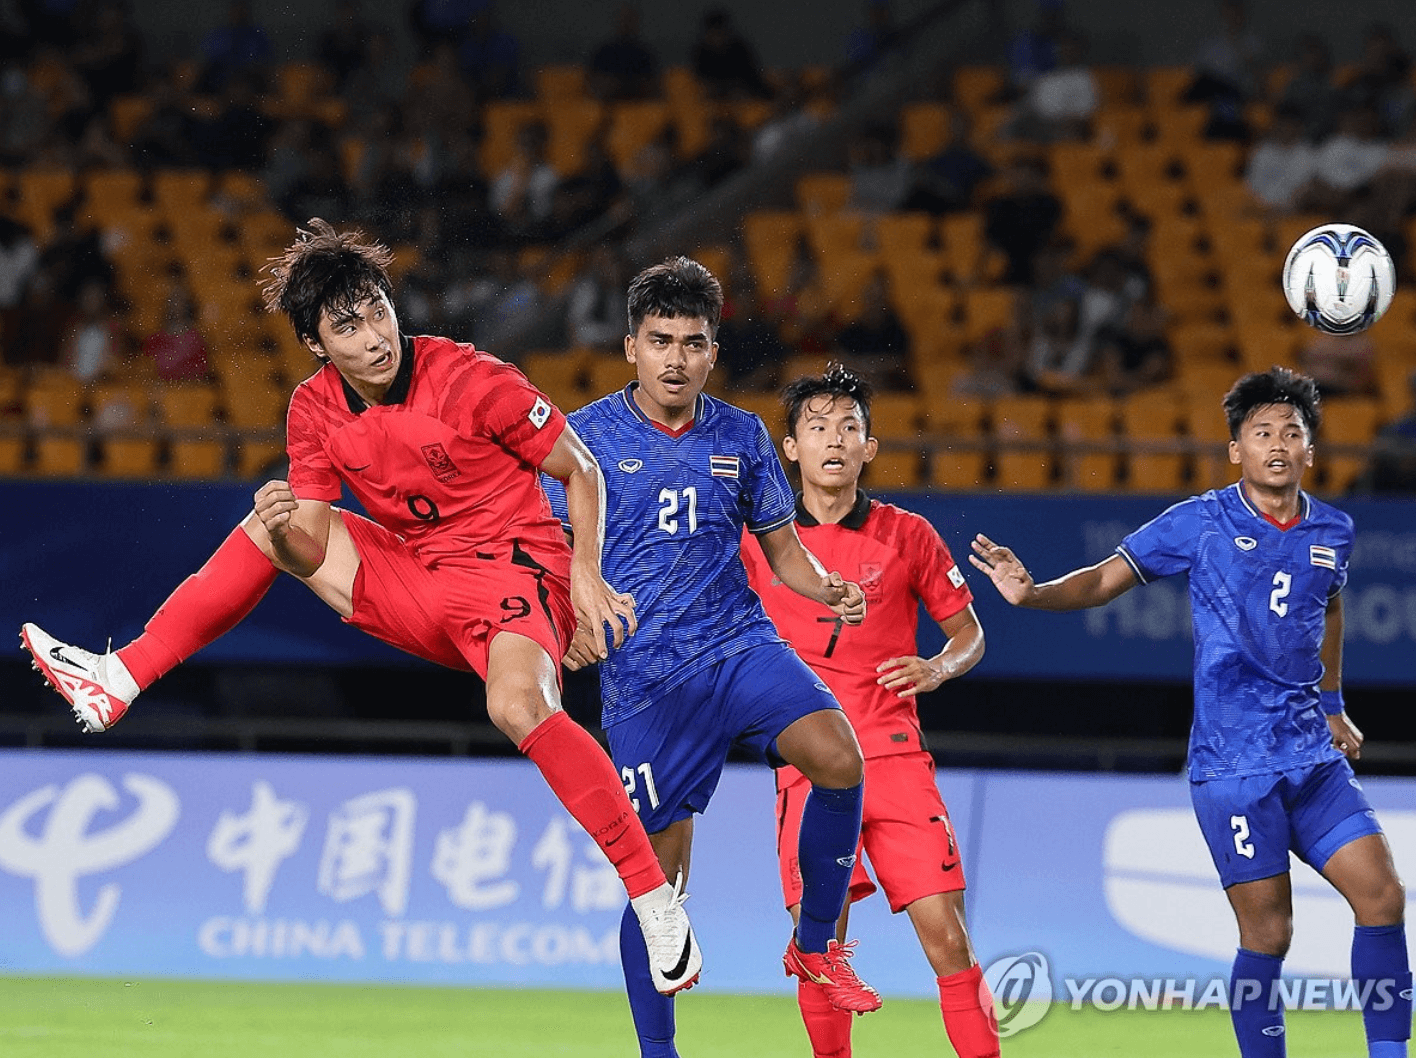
[
  {"x1": 1310, "y1": 545, "x2": 1337, "y2": 569},
  {"x1": 421, "y1": 443, "x2": 460, "y2": 482},
  {"x1": 710, "y1": 455, "x2": 740, "y2": 478},
  {"x1": 528, "y1": 397, "x2": 552, "y2": 429},
  {"x1": 1234, "y1": 536, "x2": 1257, "y2": 551},
  {"x1": 858, "y1": 562, "x2": 885, "y2": 602}
]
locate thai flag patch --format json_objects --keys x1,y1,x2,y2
[
  {"x1": 1310, "y1": 545, "x2": 1337, "y2": 569},
  {"x1": 710, "y1": 455, "x2": 740, "y2": 478}
]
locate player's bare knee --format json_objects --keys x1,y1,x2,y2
[
  {"x1": 487, "y1": 687, "x2": 555, "y2": 744},
  {"x1": 1362, "y1": 877, "x2": 1406, "y2": 926},
  {"x1": 805, "y1": 742, "x2": 863, "y2": 789},
  {"x1": 1241, "y1": 917, "x2": 1292, "y2": 957}
]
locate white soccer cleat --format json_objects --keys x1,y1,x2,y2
[
  {"x1": 20, "y1": 623, "x2": 137, "y2": 733},
  {"x1": 634, "y1": 872, "x2": 702, "y2": 995}
]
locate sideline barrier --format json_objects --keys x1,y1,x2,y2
[{"x1": 4, "y1": 750, "x2": 1414, "y2": 996}]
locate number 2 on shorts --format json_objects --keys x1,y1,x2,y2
[{"x1": 1231, "y1": 814, "x2": 1255, "y2": 858}]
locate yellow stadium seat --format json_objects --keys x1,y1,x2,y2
[
  {"x1": 1120, "y1": 388, "x2": 1189, "y2": 492},
  {"x1": 1055, "y1": 396, "x2": 1119, "y2": 491},
  {"x1": 1168, "y1": 321, "x2": 1234, "y2": 365},
  {"x1": 807, "y1": 212, "x2": 867, "y2": 258},
  {"x1": 153, "y1": 170, "x2": 211, "y2": 212},
  {"x1": 169, "y1": 439, "x2": 228, "y2": 479},
  {"x1": 83, "y1": 169, "x2": 143, "y2": 218},
  {"x1": 479, "y1": 100, "x2": 544, "y2": 177},
  {"x1": 1092, "y1": 66, "x2": 1139, "y2": 107},
  {"x1": 222, "y1": 382, "x2": 287, "y2": 430},
  {"x1": 990, "y1": 395, "x2": 1054, "y2": 489},
  {"x1": 100, "y1": 437, "x2": 160, "y2": 478},
  {"x1": 1150, "y1": 105, "x2": 1209, "y2": 144},
  {"x1": 34, "y1": 436, "x2": 87, "y2": 476},
  {"x1": 862, "y1": 449, "x2": 921, "y2": 488},
  {"x1": 536, "y1": 65, "x2": 587, "y2": 101},
  {"x1": 606, "y1": 100, "x2": 671, "y2": 170},
  {"x1": 1093, "y1": 105, "x2": 1151, "y2": 145},
  {"x1": 110, "y1": 95, "x2": 153, "y2": 142},
  {"x1": 1146, "y1": 66, "x2": 1193, "y2": 108},
  {"x1": 0, "y1": 435, "x2": 24, "y2": 474},
  {"x1": 874, "y1": 213, "x2": 934, "y2": 257},
  {"x1": 237, "y1": 440, "x2": 286, "y2": 479},
  {"x1": 953, "y1": 66, "x2": 1004, "y2": 112},
  {"x1": 961, "y1": 288, "x2": 1016, "y2": 343},
  {"x1": 157, "y1": 384, "x2": 220, "y2": 428},
  {"x1": 867, "y1": 393, "x2": 923, "y2": 440},
  {"x1": 929, "y1": 447, "x2": 987, "y2": 489},
  {"x1": 900, "y1": 103, "x2": 950, "y2": 161},
  {"x1": 276, "y1": 62, "x2": 333, "y2": 105},
  {"x1": 585, "y1": 355, "x2": 635, "y2": 398},
  {"x1": 796, "y1": 173, "x2": 852, "y2": 216},
  {"x1": 545, "y1": 99, "x2": 604, "y2": 177},
  {"x1": 25, "y1": 378, "x2": 85, "y2": 428}
]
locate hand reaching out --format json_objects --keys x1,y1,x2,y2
[{"x1": 968, "y1": 534, "x2": 1036, "y2": 606}]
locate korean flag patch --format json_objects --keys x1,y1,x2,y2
[
  {"x1": 528, "y1": 397, "x2": 552, "y2": 429},
  {"x1": 947, "y1": 565, "x2": 965, "y2": 589}
]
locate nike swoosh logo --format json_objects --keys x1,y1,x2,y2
[
  {"x1": 660, "y1": 933, "x2": 695, "y2": 981},
  {"x1": 343, "y1": 463, "x2": 372, "y2": 472},
  {"x1": 941, "y1": 861, "x2": 958, "y2": 871},
  {"x1": 49, "y1": 645, "x2": 81, "y2": 668},
  {"x1": 604, "y1": 829, "x2": 626, "y2": 848}
]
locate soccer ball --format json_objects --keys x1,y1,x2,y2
[{"x1": 1281, "y1": 223, "x2": 1396, "y2": 335}]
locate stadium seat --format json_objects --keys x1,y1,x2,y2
[
  {"x1": 1150, "y1": 105, "x2": 1208, "y2": 144},
  {"x1": 479, "y1": 101, "x2": 545, "y2": 177},
  {"x1": 929, "y1": 446, "x2": 987, "y2": 489},
  {"x1": 536, "y1": 65, "x2": 587, "y2": 101},
  {"x1": 1319, "y1": 397, "x2": 1382, "y2": 493},
  {"x1": 585, "y1": 355, "x2": 635, "y2": 398},
  {"x1": 874, "y1": 213, "x2": 934, "y2": 257},
  {"x1": 153, "y1": 170, "x2": 210, "y2": 212},
  {"x1": 17, "y1": 170, "x2": 76, "y2": 241},
  {"x1": 169, "y1": 439, "x2": 228, "y2": 479},
  {"x1": 222, "y1": 382, "x2": 287, "y2": 430},
  {"x1": 807, "y1": 212, "x2": 867, "y2": 258},
  {"x1": 157, "y1": 384, "x2": 221, "y2": 429},
  {"x1": 796, "y1": 173, "x2": 852, "y2": 216},
  {"x1": 1092, "y1": 106, "x2": 1151, "y2": 146},
  {"x1": 0, "y1": 435, "x2": 24, "y2": 474},
  {"x1": 952, "y1": 66, "x2": 1004, "y2": 113},
  {"x1": 742, "y1": 211, "x2": 804, "y2": 296},
  {"x1": 109, "y1": 95, "x2": 153, "y2": 142},
  {"x1": 1092, "y1": 66, "x2": 1139, "y2": 107},
  {"x1": 900, "y1": 103, "x2": 950, "y2": 161},
  {"x1": 100, "y1": 437, "x2": 160, "y2": 478},
  {"x1": 606, "y1": 100, "x2": 671, "y2": 171},
  {"x1": 1168, "y1": 321, "x2": 1234, "y2": 365},
  {"x1": 867, "y1": 393, "x2": 923, "y2": 440},
  {"x1": 1377, "y1": 360, "x2": 1416, "y2": 423},
  {"x1": 734, "y1": 392, "x2": 786, "y2": 436},
  {"x1": 863, "y1": 449, "x2": 921, "y2": 488},
  {"x1": 961, "y1": 288, "x2": 1015, "y2": 343},
  {"x1": 1145, "y1": 66, "x2": 1193, "y2": 108},
  {"x1": 1120, "y1": 388, "x2": 1189, "y2": 492},
  {"x1": 990, "y1": 395, "x2": 1054, "y2": 490},
  {"x1": 523, "y1": 348, "x2": 590, "y2": 414},
  {"x1": 236, "y1": 440, "x2": 285, "y2": 479},
  {"x1": 33, "y1": 436, "x2": 87, "y2": 476},
  {"x1": 1055, "y1": 396, "x2": 1119, "y2": 491},
  {"x1": 663, "y1": 67, "x2": 700, "y2": 104},
  {"x1": 83, "y1": 169, "x2": 143, "y2": 219},
  {"x1": 545, "y1": 99, "x2": 604, "y2": 176},
  {"x1": 24, "y1": 376, "x2": 85, "y2": 428},
  {"x1": 938, "y1": 212, "x2": 990, "y2": 280}
]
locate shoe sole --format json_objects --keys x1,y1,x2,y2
[{"x1": 19, "y1": 625, "x2": 110, "y2": 733}]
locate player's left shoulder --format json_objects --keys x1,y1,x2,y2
[{"x1": 1302, "y1": 492, "x2": 1356, "y2": 543}]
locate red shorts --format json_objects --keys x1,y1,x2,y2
[
  {"x1": 340, "y1": 511, "x2": 576, "y2": 681},
  {"x1": 776, "y1": 751, "x2": 964, "y2": 914}
]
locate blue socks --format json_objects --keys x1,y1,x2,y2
[
  {"x1": 1354, "y1": 924, "x2": 1412, "y2": 1057},
  {"x1": 1231, "y1": 948, "x2": 1286, "y2": 1057},
  {"x1": 620, "y1": 902, "x2": 678, "y2": 1058},
  {"x1": 795, "y1": 782, "x2": 864, "y2": 953}
]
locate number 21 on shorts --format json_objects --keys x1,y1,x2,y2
[
  {"x1": 622, "y1": 762, "x2": 661, "y2": 813},
  {"x1": 1231, "y1": 814, "x2": 1255, "y2": 858}
]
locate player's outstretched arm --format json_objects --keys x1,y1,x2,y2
[
  {"x1": 756, "y1": 523, "x2": 866, "y2": 624},
  {"x1": 1320, "y1": 592, "x2": 1362, "y2": 761},
  {"x1": 539, "y1": 425, "x2": 637, "y2": 655},
  {"x1": 968, "y1": 534, "x2": 1137, "y2": 610},
  {"x1": 253, "y1": 481, "x2": 331, "y2": 578},
  {"x1": 877, "y1": 603, "x2": 985, "y2": 698}
]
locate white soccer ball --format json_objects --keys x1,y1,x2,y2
[{"x1": 1281, "y1": 223, "x2": 1396, "y2": 335}]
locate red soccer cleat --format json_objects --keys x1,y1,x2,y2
[
  {"x1": 20, "y1": 623, "x2": 135, "y2": 733},
  {"x1": 784, "y1": 936, "x2": 883, "y2": 1014}
]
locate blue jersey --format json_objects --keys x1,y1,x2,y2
[
  {"x1": 1116, "y1": 483, "x2": 1352, "y2": 781},
  {"x1": 544, "y1": 385, "x2": 796, "y2": 726}
]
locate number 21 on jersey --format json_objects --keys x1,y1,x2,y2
[{"x1": 658, "y1": 487, "x2": 698, "y2": 535}]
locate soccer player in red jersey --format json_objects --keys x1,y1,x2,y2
[
  {"x1": 20, "y1": 219, "x2": 702, "y2": 994},
  {"x1": 740, "y1": 364, "x2": 999, "y2": 1058}
]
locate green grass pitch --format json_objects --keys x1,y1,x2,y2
[{"x1": 0, "y1": 977, "x2": 1368, "y2": 1057}]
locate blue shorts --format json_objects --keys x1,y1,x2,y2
[
  {"x1": 605, "y1": 641, "x2": 841, "y2": 834},
  {"x1": 1191, "y1": 757, "x2": 1383, "y2": 888}
]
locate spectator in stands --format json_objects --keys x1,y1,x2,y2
[
  {"x1": 342, "y1": 28, "x2": 405, "y2": 115},
  {"x1": 320, "y1": 0, "x2": 374, "y2": 91},
  {"x1": 29, "y1": 46, "x2": 95, "y2": 141},
  {"x1": 195, "y1": 73, "x2": 273, "y2": 170},
  {"x1": 1245, "y1": 106, "x2": 1319, "y2": 212},
  {"x1": 1344, "y1": 24, "x2": 1414, "y2": 138},
  {"x1": 954, "y1": 329, "x2": 1026, "y2": 399},
  {"x1": 0, "y1": 217, "x2": 37, "y2": 311},
  {"x1": 1026, "y1": 236, "x2": 1085, "y2": 327},
  {"x1": 142, "y1": 283, "x2": 211, "y2": 383},
  {"x1": 983, "y1": 156, "x2": 1062, "y2": 284},
  {"x1": 765, "y1": 237, "x2": 833, "y2": 354},
  {"x1": 490, "y1": 121, "x2": 559, "y2": 238},
  {"x1": 1097, "y1": 288, "x2": 1171, "y2": 394},
  {"x1": 6, "y1": 266, "x2": 68, "y2": 367},
  {"x1": 1363, "y1": 370, "x2": 1416, "y2": 493},
  {"x1": 1028, "y1": 249, "x2": 1138, "y2": 395},
  {"x1": 566, "y1": 247, "x2": 629, "y2": 350},
  {"x1": 903, "y1": 108, "x2": 992, "y2": 214},
  {"x1": 60, "y1": 278, "x2": 127, "y2": 384},
  {"x1": 199, "y1": 0, "x2": 272, "y2": 93},
  {"x1": 833, "y1": 271, "x2": 910, "y2": 389},
  {"x1": 36, "y1": 206, "x2": 112, "y2": 302},
  {"x1": 1183, "y1": 0, "x2": 1263, "y2": 140},
  {"x1": 0, "y1": 65, "x2": 50, "y2": 163},
  {"x1": 71, "y1": 0, "x2": 142, "y2": 102},
  {"x1": 459, "y1": 2, "x2": 520, "y2": 101},
  {"x1": 589, "y1": 3, "x2": 660, "y2": 101},
  {"x1": 845, "y1": 0, "x2": 897, "y2": 68},
  {"x1": 74, "y1": 113, "x2": 130, "y2": 169},
  {"x1": 553, "y1": 138, "x2": 629, "y2": 234},
  {"x1": 1279, "y1": 34, "x2": 1340, "y2": 141},
  {"x1": 1006, "y1": 0, "x2": 1066, "y2": 95},
  {"x1": 751, "y1": 73, "x2": 822, "y2": 163},
  {"x1": 715, "y1": 266, "x2": 789, "y2": 389},
  {"x1": 1006, "y1": 29, "x2": 1097, "y2": 143},
  {"x1": 847, "y1": 123, "x2": 911, "y2": 212},
  {"x1": 130, "y1": 68, "x2": 199, "y2": 168},
  {"x1": 412, "y1": 40, "x2": 477, "y2": 138},
  {"x1": 1298, "y1": 332, "x2": 1378, "y2": 399},
  {"x1": 680, "y1": 113, "x2": 751, "y2": 190},
  {"x1": 1302, "y1": 105, "x2": 1390, "y2": 214},
  {"x1": 692, "y1": 7, "x2": 772, "y2": 100}
]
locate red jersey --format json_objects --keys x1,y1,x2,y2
[
  {"x1": 286, "y1": 334, "x2": 569, "y2": 563},
  {"x1": 741, "y1": 491, "x2": 973, "y2": 761}
]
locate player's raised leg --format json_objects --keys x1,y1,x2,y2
[
  {"x1": 776, "y1": 707, "x2": 880, "y2": 1013},
  {"x1": 1226, "y1": 874, "x2": 1294, "y2": 1058},
  {"x1": 1323, "y1": 834, "x2": 1412, "y2": 1058},
  {"x1": 486, "y1": 630, "x2": 699, "y2": 997}
]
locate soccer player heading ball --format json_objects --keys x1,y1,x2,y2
[
  {"x1": 740, "y1": 363, "x2": 999, "y2": 1058},
  {"x1": 971, "y1": 366, "x2": 1411, "y2": 1058},
  {"x1": 542, "y1": 257, "x2": 882, "y2": 1057},
  {"x1": 20, "y1": 219, "x2": 702, "y2": 996}
]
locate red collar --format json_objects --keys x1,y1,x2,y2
[{"x1": 649, "y1": 417, "x2": 694, "y2": 438}]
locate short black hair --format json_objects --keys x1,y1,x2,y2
[
  {"x1": 626, "y1": 256, "x2": 722, "y2": 337},
  {"x1": 782, "y1": 362, "x2": 874, "y2": 436},
  {"x1": 261, "y1": 218, "x2": 395, "y2": 344},
  {"x1": 1222, "y1": 366, "x2": 1322, "y2": 439}
]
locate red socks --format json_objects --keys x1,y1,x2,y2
[
  {"x1": 798, "y1": 979, "x2": 853, "y2": 1058},
  {"x1": 518, "y1": 710, "x2": 665, "y2": 899},
  {"x1": 939, "y1": 964, "x2": 1001, "y2": 1058},
  {"x1": 116, "y1": 526, "x2": 278, "y2": 689}
]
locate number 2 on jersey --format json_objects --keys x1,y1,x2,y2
[
  {"x1": 658, "y1": 487, "x2": 698, "y2": 535},
  {"x1": 621, "y1": 762, "x2": 661, "y2": 813},
  {"x1": 1269, "y1": 571, "x2": 1291, "y2": 617}
]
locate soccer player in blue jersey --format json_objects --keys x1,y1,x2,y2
[
  {"x1": 544, "y1": 257, "x2": 881, "y2": 1058},
  {"x1": 970, "y1": 366, "x2": 1410, "y2": 1058}
]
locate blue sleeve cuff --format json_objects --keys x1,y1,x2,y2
[{"x1": 1319, "y1": 689, "x2": 1345, "y2": 716}]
